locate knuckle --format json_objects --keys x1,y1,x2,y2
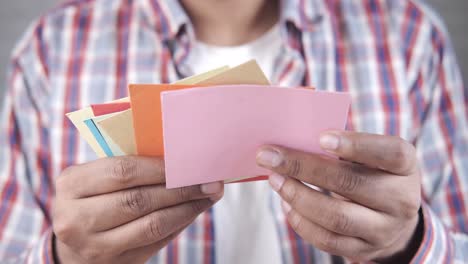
[
  {"x1": 79, "y1": 246, "x2": 101, "y2": 262},
  {"x1": 335, "y1": 168, "x2": 363, "y2": 193},
  {"x1": 146, "y1": 214, "x2": 166, "y2": 240},
  {"x1": 59, "y1": 165, "x2": 76, "y2": 179},
  {"x1": 283, "y1": 182, "x2": 301, "y2": 207},
  {"x1": 110, "y1": 157, "x2": 138, "y2": 184},
  {"x1": 189, "y1": 200, "x2": 207, "y2": 214},
  {"x1": 177, "y1": 187, "x2": 193, "y2": 201},
  {"x1": 55, "y1": 174, "x2": 68, "y2": 195},
  {"x1": 56, "y1": 166, "x2": 77, "y2": 191},
  {"x1": 82, "y1": 215, "x2": 99, "y2": 232},
  {"x1": 121, "y1": 187, "x2": 150, "y2": 215},
  {"x1": 54, "y1": 176, "x2": 66, "y2": 193},
  {"x1": 155, "y1": 159, "x2": 166, "y2": 177},
  {"x1": 53, "y1": 215, "x2": 75, "y2": 244},
  {"x1": 319, "y1": 232, "x2": 340, "y2": 253},
  {"x1": 398, "y1": 198, "x2": 420, "y2": 219},
  {"x1": 330, "y1": 210, "x2": 351, "y2": 234},
  {"x1": 392, "y1": 139, "x2": 416, "y2": 173},
  {"x1": 285, "y1": 159, "x2": 303, "y2": 178},
  {"x1": 288, "y1": 211, "x2": 303, "y2": 232},
  {"x1": 352, "y1": 140, "x2": 370, "y2": 155},
  {"x1": 367, "y1": 219, "x2": 389, "y2": 244},
  {"x1": 372, "y1": 225, "x2": 392, "y2": 247}
]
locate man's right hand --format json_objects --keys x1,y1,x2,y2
[{"x1": 52, "y1": 156, "x2": 223, "y2": 264}]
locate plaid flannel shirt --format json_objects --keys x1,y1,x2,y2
[{"x1": 1, "y1": 0, "x2": 467, "y2": 263}]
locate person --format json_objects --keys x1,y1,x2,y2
[{"x1": 0, "y1": 0, "x2": 467, "y2": 263}]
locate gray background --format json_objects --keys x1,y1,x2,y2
[{"x1": 0, "y1": 1, "x2": 467, "y2": 100}]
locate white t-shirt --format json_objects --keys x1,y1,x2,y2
[{"x1": 185, "y1": 24, "x2": 283, "y2": 264}]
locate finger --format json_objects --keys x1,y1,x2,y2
[
  {"x1": 257, "y1": 145, "x2": 374, "y2": 199},
  {"x1": 270, "y1": 174, "x2": 387, "y2": 243},
  {"x1": 284, "y1": 205, "x2": 374, "y2": 261},
  {"x1": 117, "y1": 223, "x2": 189, "y2": 263},
  {"x1": 101, "y1": 196, "x2": 221, "y2": 253},
  {"x1": 319, "y1": 131, "x2": 417, "y2": 175},
  {"x1": 57, "y1": 156, "x2": 166, "y2": 198},
  {"x1": 257, "y1": 145, "x2": 410, "y2": 211},
  {"x1": 81, "y1": 182, "x2": 223, "y2": 231},
  {"x1": 58, "y1": 222, "x2": 190, "y2": 264}
]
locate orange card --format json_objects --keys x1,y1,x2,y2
[
  {"x1": 130, "y1": 60, "x2": 269, "y2": 157},
  {"x1": 129, "y1": 84, "x2": 200, "y2": 156}
]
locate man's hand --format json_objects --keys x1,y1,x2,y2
[
  {"x1": 52, "y1": 156, "x2": 223, "y2": 264},
  {"x1": 256, "y1": 131, "x2": 422, "y2": 262}
]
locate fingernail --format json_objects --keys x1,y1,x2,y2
[
  {"x1": 282, "y1": 200, "x2": 292, "y2": 213},
  {"x1": 269, "y1": 173, "x2": 285, "y2": 191},
  {"x1": 257, "y1": 148, "x2": 283, "y2": 167},
  {"x1": 320, "y1": 133, "x2": 340, "y2": 151},
  {"x1": 201, "y1": 182, "x2": 222, "y2": 194}
]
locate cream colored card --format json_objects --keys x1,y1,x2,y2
[
  {"x1": 66, "y1": 107, "x2": 107, "y2": 157},
  {"x1": 104, "y1": 60, "x2": 269, "y2": 157},
  {"x1": 96, "y1": 109, "x2": 135, "y2": 155},
  {"x1": 199, "y1": 59, "x2": 269, "y2": 86},
  {"x1": 68, "y1": 65, "x2": 230, "y2": 156},
  {"x1": 67, "y1": 61, "x2": 268, "y2": 158},
  {"x1": 175, "y1": 65, "x2": 230, "y2": 84},
  {"x1": 88, "y1": 112, "x2": 126, "y2": 156}
]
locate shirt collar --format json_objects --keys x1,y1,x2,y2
[
  {"x1": 142, "y1": 0, "x2": 324, "y2": 40},
  {"x1": 281, "y1": 0, "x2": 325, "y2": 31},
  {"x1": 141, "y1": 0, "x2": 190, "y2": 40}
]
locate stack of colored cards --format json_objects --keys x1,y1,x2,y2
[{"x1": 67, "y1": 60, "x2": 351, "y2": 188}]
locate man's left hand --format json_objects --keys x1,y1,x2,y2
[{"x1": 256, "y1": 131, "x2": 422, "y2": 262}]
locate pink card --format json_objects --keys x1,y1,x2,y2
[{"x1": 161, "y1": 85, "x2": 351, "y2": 188}]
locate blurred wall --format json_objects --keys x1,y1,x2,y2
[
  {"x1": 0, "y1": 1, "x2": 467, "y2": 100},
  {"x1": 427, "y1": 0, "x2": 468, "y2": 84},
  {"x1": 0, "y1": 0, "x2": 57, "y2": 99}
]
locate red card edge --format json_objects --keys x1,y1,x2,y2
[
  {"x1": 228, "y1": 175, "x2": 269, "y2": 184},
  {"x1": 91, "y1": 102, "x2": 131, "y2": 116}
]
